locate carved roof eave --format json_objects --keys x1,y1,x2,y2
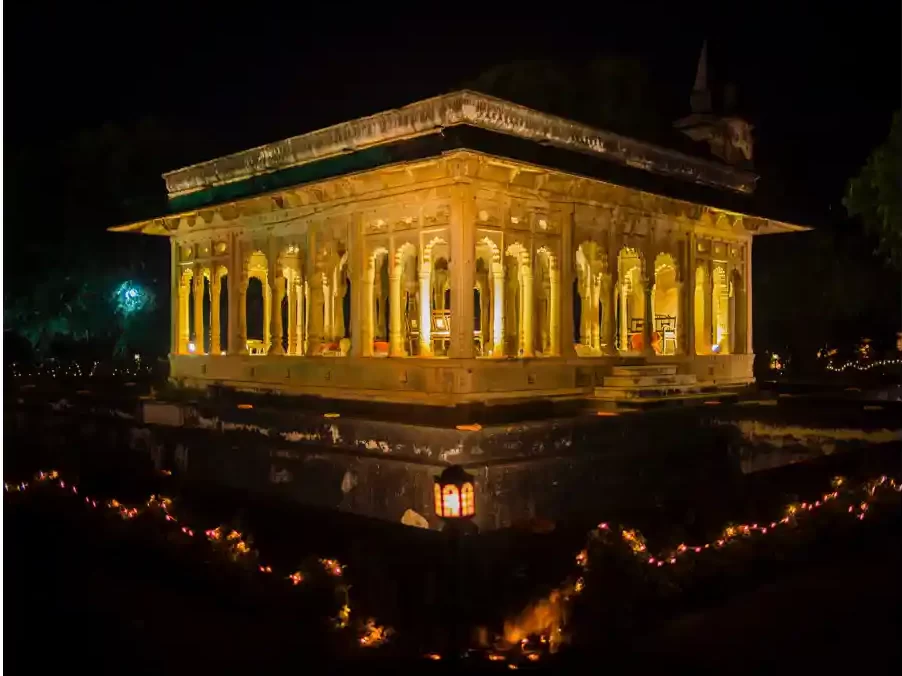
[
  {"x1": 108, "y1": 219, "x2": 171, "y2": 236},
  {"x1": 107, "y1": 151, "x2": 809, "y2": 238},
  {"x1": 162, "y1": 90, "x2": 759, "y2": 199},
  {"x1": 750, "y1": 219, "x2": 810, "y2": 235}
]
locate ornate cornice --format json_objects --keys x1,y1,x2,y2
[
  {"x1": 111, "y1": 150, "x2": 806, "y2": 238},
  {"x1": 162, "y1": 90, "x2": 759, "y2": 199}
]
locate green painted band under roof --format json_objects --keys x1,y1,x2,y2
[{"x1": 168, "y1": 126, "x2": 768, "y2": 219}]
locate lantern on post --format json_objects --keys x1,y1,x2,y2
[
  {"x1": 434, "y1": 465, "x2": 478, "y2": 660},
  {"x1": 434, "y1": 465, "x2": 477, "y2": 531}
]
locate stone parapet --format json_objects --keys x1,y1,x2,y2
[{"x1": 169, "y1": 353, "x2": 754, "y2": 406}]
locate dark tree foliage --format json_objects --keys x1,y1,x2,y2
[
  {"x1": 844, "y1": 111, "x2": 902, "y2": 271},
  {"x1": 466, "y1": 57, "x2": 665, "y2": 142},
  {"x1": 4, "y1": 118, "x2": 176, "y2": 361}
]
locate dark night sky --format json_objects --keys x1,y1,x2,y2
[
  {"x1": 4, "y1": 2, "x2": 901, "y2": 356},
  {"x1": 7, "y1": 3, "x2": 898, "y2": 229}
]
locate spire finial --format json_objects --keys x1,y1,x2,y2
[{"x1": 690, "y1": 41, "x2": 712, "y2": 114}]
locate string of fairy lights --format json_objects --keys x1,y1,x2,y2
[
  {"x1": 825, "y1": 358, "x2": 902, "y2": 373},
  {"x1": 7, "y1": 469, "x2": 901, "y2": 664},
  {"x1": 480, "y1": 471, "x2": 902, "y2": 666},
  {"x1": 4, "y1": 470, "x2": 391, "y2": 648},
  {"x1": 571, "y1": 472, "x2": 901, "y2": 586},
  {"x1": 8, "y1": 359, "x2": 155, "y2": 380}
]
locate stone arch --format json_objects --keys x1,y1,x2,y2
[
  {"x1": 652, "y1": 252, "x2": 680, "y2": 355},
  {"x1": 504, "y1": 242, "x2": 534, "y2": 357},
  {"x1": 393, "y1": 242, "x2": 419, "y2": 356},
  {"x1": 423, "y1": 236, "x2": 448, "y2": 265},
  {"x1": 535, "y1": 247, "x2": 560, "y2": 356},
  {"x1": 475, "y1": 237, "x2": 504, "y2": 357},
  {"x1": 729, "y1": 267, "x2": 747, "y2": 354},
  {"x1": 616, "y1": 246, "x2": 645, "y2": 353},
  {"x1": 694, "y1": 263, "x2": 708, "y2": 355},
  {"x1": 211, "y1": 264, "x2": 229, "y2": 355},
  {"x1": 331, "y1": 250, "x2": 350, "y2": 345},
  {"x1": 712, "y1": 265, "x2": 730, "y2": 353},
  {"x1": 366, "y1": 246, "x2": 390, "y2": 356},
  {"x1": 177, "y1": 267, "x2": 194, "y2": 354},
  {"x1": 575, "y1": 241, "x2": 607, "y2": 355},
  {"x1": 245, "y1": 250, "x2": 270, "y2": 354},
  {"x1": 277, "y1": 248, "x2": 305, "y2": 356}
]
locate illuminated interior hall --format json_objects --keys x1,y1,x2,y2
[{"x1": 112, "y1": 90, "x2": 805, "y2": 406}]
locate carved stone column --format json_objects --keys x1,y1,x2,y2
[
  {"x1": 642, "y1": 280, "x2": 655, "y2": 357},
  {"x1": 419, "y1": 264, "x2": 432, "y2": 356},
  {"x1": 619, "y1": 281, "x2": 629, "y2": 353},
  {"x1": 349, "y1": 213, "x2": 364, "y2": 357},
  {"x1": 263, "y1": 279, "x2": 272, "y2": 351},
  {"x1": 307, "y1": 285, "x2": 324, "y2": 354},
  {"x1": 549, "y1": 266, "x2": 560, "y2": 356},
  {"x1": 601, "y1": 274, "x2": 615, "y2": 355},
  {"x1": 521, "y1": 266, "x2": 534, "y2": 357},
  {"x1": 304, "y1": 281, "x2": 313, "y2": 355},
  {"x1": 559, "y1": 207, "x2": 576, "y2": 358},
  {"x1": 686, "y1": 234, "x2": 697, "y2": 356},
  {"x1": 449, "y1": 186, "x2": 475, "y2": 359},
  {"x1": 271, "y1": 272, "x2": 285, "y2": 355},
  {"x1": 334, "y1": 269, "x2": 347, "y2": 342},
  {"x1": 363, "y1": 260, "x2": 375, "y2": 356},
  {"x1": 591, "y1": 276, "x2": 602, "y2": 352},
  {"x1": 238, "y1": 270, "x2": 249, "y2": 355},
  {"x1": 178, "y1": 272, "x2": 190, "y2": 355},
  {"x1": 287, "y1": 272, "x2": 298, "y2": 355},
  {"x1": 226, "y1": 239, "x2": 238, "y2": 355},
  {"x1": 389, "y1": 267, "x2": 404, "y2": 357},
  {"x1": 210, "y1": 270, "x2": 221, "y2": 355},
  {"x1": 297, "y1": 279, "x2": 306, "y2": 355},
  {"x1": 169, "y1": 240, "x2": 178, "y2": 356},
  {"x1": 192, "y1": 268, "x2": 205, "y2": 354},
  {"x1": 322, "y1": 276, "x2": 332, "y2": 344},
  {"x1": 491, "y1": 263, "x2": 504, "y2": 357},
  {"x1": 703, "y1": 261, "x2": 714, "y2": 353},
  {"x1": 745, "y1": 240, "x2": 753, "y2": 356}
]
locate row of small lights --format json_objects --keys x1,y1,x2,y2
[
  {"x1": 11, "y1": 468, "x2": 898, "y2": 664},
  {"x1": 468, "y1": 472, "x2": 902, "y2": 664},
  {"x1": 573, "y1": 473, "x2": 900, "y2": 580},
  {"x1": 428, "y1": 473, "x2": 902, "y2": 665},
  {"x1": 826, "y1": 358, "x2": 902, "y2": 372},
  {"x1": 4, "y1": 469, "x2": 392, "y2": 648},
  {"x1": 448, "y1": 475, "x2": 902, "y2": 666},
  {"x1": 8, "y1": 357, "x2": 153, "y2": 380}
]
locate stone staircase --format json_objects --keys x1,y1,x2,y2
[{"x1": 592, "y1": 364, "x2": 704, "y2": 405}]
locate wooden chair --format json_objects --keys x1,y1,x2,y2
[
  {"x1": 406, "y1": 316, "x2": 419, "y2": 355},
  {"x1": 246, "y1": 339, "x2": 266, "y2": 355},
  {"x1": 431, "y1": 310, "x2": 452, "y2": 354},
  {"x1": 654, "y1": 315, "x2": 677, "y2": 355}
]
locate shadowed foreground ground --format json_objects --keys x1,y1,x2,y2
[{"x1": 5, "y1": 483, "x2": 899, "y2": 674}]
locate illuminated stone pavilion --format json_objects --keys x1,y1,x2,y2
[{"x1": 113, "y1": 90, "x2": 804, "y2": 407}]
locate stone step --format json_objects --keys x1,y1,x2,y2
[
  {"x1": 610, "y1": 365, "x2": 678, "y2": 377},
  {"x1": 593, "y1": 383, "x2": 701, "y2": 400},
  {"x1": 589, "y1": 390, "x2": 739, "y2": 410},
  {"x1": 602, "y1": 374, "x2": 698, "y2": 388}
]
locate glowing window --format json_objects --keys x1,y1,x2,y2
[
  {"x1": 433, "y1": 483, "x2": 443, "y2": 517},
  {"x1": 461, "y1": 482, "x2": 474, "y2": 517},
  {"x1": 441, "y1": 485, "x2": 461, "y2": 518}
]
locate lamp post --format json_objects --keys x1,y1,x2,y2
[{"x1": 434, "y1": 465, "x2": 478, "y2": 659}]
